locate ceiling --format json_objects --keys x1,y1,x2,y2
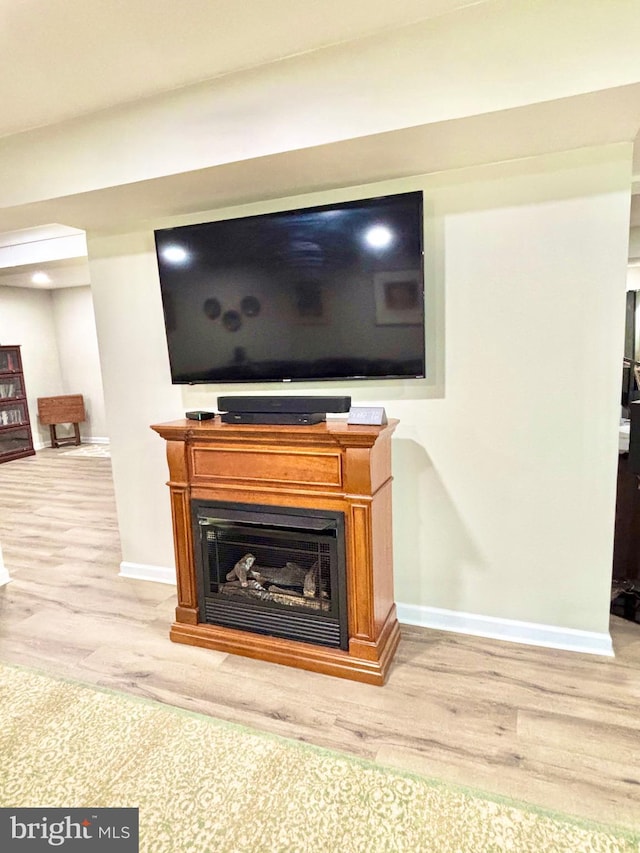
[
  {"x1": 0, "y1": 0, "x2": 480, "y2": 138},
  {"x1": 0, "y1": 0, "x2": 638, "y2": 289},
  {"x1": 0, "y1": 0, "x2": 486, "y2": 289}
]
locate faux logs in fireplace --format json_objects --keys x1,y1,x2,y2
[{"x1": 151, "y1": 416, "x2": 400, "y2": 685}]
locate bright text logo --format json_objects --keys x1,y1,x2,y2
[{"x1": 0, "y1": 808, "x2": 138, "y2": 851}]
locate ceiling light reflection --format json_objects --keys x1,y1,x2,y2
[
  {"x1": 364, "y1": 225, "x2": 393, "y2": 250},
  {"x1": 161, "y1": 245, "x2": 189, "y2": 264}
]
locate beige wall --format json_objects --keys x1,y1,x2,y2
[{"x1": 87, "y1": 143, "x2": 631, "y2": 637}]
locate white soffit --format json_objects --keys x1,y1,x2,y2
[
  {"x1": 0, "y1": 223, "x2": 84, "y2": 247},
  {"x1": 0, "y1": 256, "x2": 91, "y2": 290},
  {"x1": 0, "y1": 225, "x2": 87, "y2": 270},
  {"x1": 0, "y1": 86, "x2": 636, "y2": 236}
]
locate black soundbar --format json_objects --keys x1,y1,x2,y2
[
  {"x1": 220, "y1": 412, "x2": 326, "y2": 425},
  {"x1": 217, "y1": 395, "x2": 351, "y2": 414}
]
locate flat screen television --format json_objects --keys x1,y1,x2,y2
[{"x1": 154, "y1": 190, "x2": 425, "y2": 384}]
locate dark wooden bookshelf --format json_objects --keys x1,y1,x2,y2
[{"x1": 0, "y1": 345, "x2": 35, "y2": 463}]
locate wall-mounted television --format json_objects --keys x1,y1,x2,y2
[{"x1": 154, "y1": 190, "x2": 425, "y2": 385}]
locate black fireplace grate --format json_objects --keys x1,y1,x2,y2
[
  {"x1": 204, "y1": 599, "x2": 342, "y2": 647},
  {"x1": 193, "y1": 500, "x2": 348, "y2": 650}
]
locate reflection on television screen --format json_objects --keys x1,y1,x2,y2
[{"x1": 154, "y1": 191, "x2": 425, "y2": 384}]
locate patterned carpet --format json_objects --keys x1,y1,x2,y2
[{"x1": 0, "y1": 663, "x2": 638, "y2": 853}]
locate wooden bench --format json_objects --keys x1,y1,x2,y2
[{"x1": 37, "y1": 395, "x2": 86, "y2": 448}]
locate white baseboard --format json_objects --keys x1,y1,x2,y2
[
  {"x1": 118, "y1": 562, "x2": 176, "y2": 585},
  {"x1": 0, "y1": 544, "x2": 9, "y2": 586},
  {"x1": 32, "y1": 436, "x2": 110, "y2": 450},
  {"x1": 396, "y1": 602, "x2": 614, "y2": 657},
  {"x1": 112, "y1": 571, "x2": 613, "y2": 656}
]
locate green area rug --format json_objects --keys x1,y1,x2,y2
[{"x1": 0, "y1": 662, "x2": 637, "y2": 852}]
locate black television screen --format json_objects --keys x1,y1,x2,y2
[{"x1": 154, "y1": 190, "x2": 425, "y2": 384}]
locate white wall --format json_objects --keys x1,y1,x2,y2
[
  {"x1": 88, "y1": 232, "x2": 182, "y2": 567},
  {"x1": 627, "y1": 265, "x2": 640, "y2": 291},
  {"x1": 87, "y1": 143, "x2": 631, "y2": 641},
  {"x1": 628, "y1": 227, "x2": 640, "y2": 263},
  {"x1": 0, "y1": 540, "x2": 9, "y2": 586},
  {"x1": 3, "y1": 0, "x2": 636, "y2": 652},
  {"x1": 51, "y1": 286, "x2": 108, "y2": 439},
  {"x1": 0, "y1": 285, "x2": 108, "y2": 445},
  {"x1": 0, "y1": 286, "x2": 64, "y2": 446},
  {"x1": 396, "y1": 149, "x2": 630, "y2": 635}
]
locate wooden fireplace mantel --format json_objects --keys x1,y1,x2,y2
[{"x1": 151, "y1": 416, "x2": 400, "y2": 685}]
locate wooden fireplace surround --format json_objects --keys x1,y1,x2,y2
[{"x1": 151, "y1": 416, "x2": 400, "y2": 685}]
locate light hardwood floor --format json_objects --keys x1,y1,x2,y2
[{"x1": 1, "y1": 449, "x2": 639, "y2": 830}]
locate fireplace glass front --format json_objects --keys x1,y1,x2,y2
[{"x1": 192, "y1": 501, "x2": 348, "y2": 649}]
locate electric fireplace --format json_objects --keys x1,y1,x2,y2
[{"x1": 151, "y1": 415, "x2": 400, "y2": 685}]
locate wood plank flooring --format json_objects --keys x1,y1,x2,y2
[{"x1": 1, "y1": 448, "x2": 639, "y2": 830}]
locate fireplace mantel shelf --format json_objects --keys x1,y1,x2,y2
[
  {"x1": 152, "y1": 416, "x2": 397, "y2": 447},
  {"x1": 152, "y1": 415, "x2": 400, "y2": 685}
]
